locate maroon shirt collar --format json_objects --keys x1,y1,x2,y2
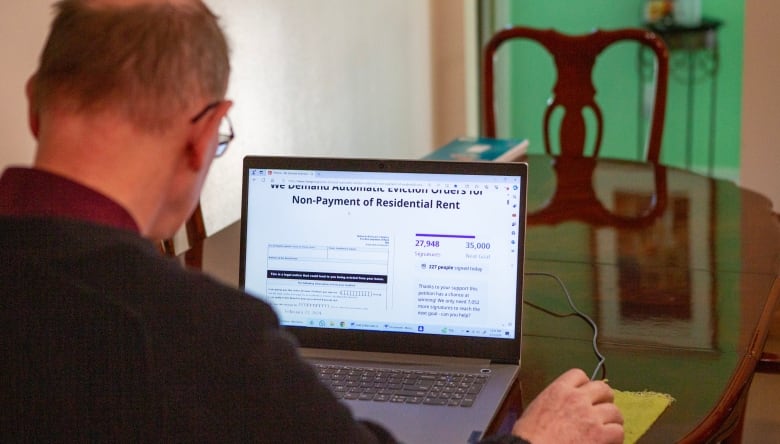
[{"x1": 0, "y1": 167, "x2": 140, "y2": 233}]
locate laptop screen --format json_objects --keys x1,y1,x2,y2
[{"x1": 240, "y1": 157, "x2": 527, "y2": 363}]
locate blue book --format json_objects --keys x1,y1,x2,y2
[{"x1": 423, "y1": 136, "x2": 529, "y2": 162}]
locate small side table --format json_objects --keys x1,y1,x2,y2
[{"x1": 639, "y1": 18, "x2": 722, "y2": 175}]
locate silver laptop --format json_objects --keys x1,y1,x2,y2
[{"x1": 239, "y1": 156, "x2": 528, "y2": 443}]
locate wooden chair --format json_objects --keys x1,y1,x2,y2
[
  {"x1": 482, "y1": 27, "x2": 669, "y2": 163},
  {"x1": 159, "y1": 202, "x2": 206, "y2": 268}
]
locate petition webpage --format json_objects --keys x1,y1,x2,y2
[{"x1": 243, "y1": 168, "x2": 523, "y2": 339}]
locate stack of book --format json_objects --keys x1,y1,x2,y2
[{"x1": 423, "y1": 136, "x2": 528, "y2": 162}]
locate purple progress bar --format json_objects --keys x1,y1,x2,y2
[{"x1": 416, "y1": 233, "x2": 475, "y2": 239}]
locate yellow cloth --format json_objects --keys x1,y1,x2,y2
[{"x1": 613, "y1": 389, "x2": 674, "y2": 444}]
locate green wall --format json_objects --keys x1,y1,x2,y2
[{"x1": 487, "y1": 0, "x2": 743, "y2": 179}]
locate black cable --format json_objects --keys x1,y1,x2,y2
[{"x1": 524, "y1": 272, "x2": 606, "y2": 381}]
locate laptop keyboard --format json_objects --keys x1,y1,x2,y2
[{"x1": 314, "y1": 364, "x2": 489, "y2": 407}]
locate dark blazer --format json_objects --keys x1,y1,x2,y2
[{"x1": 0, "y1": 217, "x2": 393, "y2": 443}]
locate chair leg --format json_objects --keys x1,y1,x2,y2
[
  {"x1": 184, "y1": 242, "x2": 204, "y2": 269},
  {"x1": 721, "y1": 384, "x2": 751, "y2": 444},
  {"x1": 183, "y1": 202, "x2": 206, "y2": 269},
  {"x1": 159, "y1": 238, "x2": 176, "y2": 256},
  {"x1": 756, "y1": 286, "x2": 780, "y2": 374},
  {"x1": 757, "y1": 352, "x2": 780, "y2": 374}
]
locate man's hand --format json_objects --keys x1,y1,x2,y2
[{"x1": 511, "y1": 368, "x2": 624, "y2": 444}]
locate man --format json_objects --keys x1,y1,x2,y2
[{"x1": 0, "y1": 0, "x2": 623, "y2": 442}]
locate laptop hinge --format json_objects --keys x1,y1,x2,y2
[{"x1": 299, "y1": 347, "x2": 493, "y2": 367}]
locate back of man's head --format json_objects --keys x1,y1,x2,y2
[{"x1": 32, "y1": 0, "x2": 230, "y2": 134}]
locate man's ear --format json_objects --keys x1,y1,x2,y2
[
  {"x1": 187, "y1": 100, "x2": 233, "y2": 171},
  {"x1": 26, "y1": 75, "x2": 40, "y2": 139}
]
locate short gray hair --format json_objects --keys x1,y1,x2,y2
[{"x1": 33, "y1": 0, "x2": 231, "y2": 132}]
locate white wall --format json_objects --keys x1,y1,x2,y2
[
  {"x1": 741, "y1": 0, "x2": 780, "y2": 213},
  {"x1": 0, "y1": 1, "x2": 434, "y2": 235},
  {"x1": 0, "y1": 1, "x2": 51, "y2": 167},
  {"x1": 203, "y1": 0, "x2": 433, "y2": 233}
]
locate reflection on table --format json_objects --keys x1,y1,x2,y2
[{"x1": 192, "y1": 154, "x2": 780, "y2": 443}]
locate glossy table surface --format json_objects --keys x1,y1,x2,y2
[{"x1": 192, "y1": 154, "x2": 780, "y2": 443}]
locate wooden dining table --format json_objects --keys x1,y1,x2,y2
[{"x1": 190, "y1": 153, "x2": 780, "y2": 443}]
